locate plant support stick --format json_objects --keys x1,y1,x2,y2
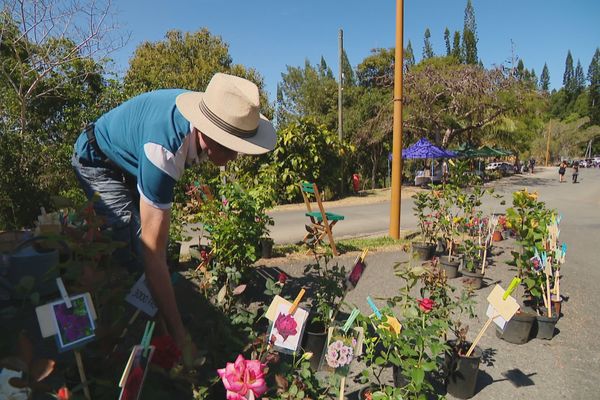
[{"x1": 74, "y1": 350, "x2": 92, "y2": 400}]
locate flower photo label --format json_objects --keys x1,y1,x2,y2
[
  {"x1": 49, "y1": 294, "x2": 96, "y2": 352},
  {"x1": 267, "y1": 303, "x2": 308, "y2": 354}
]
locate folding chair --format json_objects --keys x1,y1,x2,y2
[{"x1": 299, "y1": 182, "x2": 345, "y2": 256}]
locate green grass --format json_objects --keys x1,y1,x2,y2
[{"x1": 272, "y1": 235, "x2": 411, "y2": 258}]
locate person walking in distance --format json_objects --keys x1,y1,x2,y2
[
  {"x1": 572, "y1": 161, "x2": 579, "y2": 183},
  {"x1": 558, "y1": 161, "x2": 566, "y2": 182}
]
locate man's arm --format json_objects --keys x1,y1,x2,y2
[{"x1": 139, "y1": 200, "x2": 186, "y2": 348}]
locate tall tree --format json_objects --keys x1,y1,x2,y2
[
  {"x1": 540, "y1": 63, "x2": 550, "y2": 92},
  {"x1": 405, "y1": 41, "x2": 416, "y2": 70},
  {"x1": 422, "y1": 28, "x2": 434, "y2": 59},
  {"x1": 574, "y1": 60, "x2": 585, "y2": 95},
  {"x1": 0, "y1": 0, "x2": 120, "y2": 134},
  {"x1": 357, "y1": 48, "x2": 395, "y2": 88},
  {"x1": 452, "y1": 31, "x2": 462, "y2": 62},
  {"x1": 516, "y1": 59, "x2": 526, "y2": 80},
  {"x1": 444, "y1": 28, "x2": 451, "y2": 56},
  {"x1": 462, "y1": 0, "x2": 478, "y2": 64},
  {"x1": 277, "y1": 58, "x2": 338, "y2": 129},
  {"x1": 563, "y1": 50, "x2": 575, "y2": 97},
  {"x1": 588, "y1": 48, "x2": 600, "y2": 125},
  {"x1": 341, "y1": 49, "x2": 355, "y2": 87}
]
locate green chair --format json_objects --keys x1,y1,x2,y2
[{"x1": 299, "y1": 182, "x2": 345, "y2": 256}]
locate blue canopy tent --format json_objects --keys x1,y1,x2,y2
[
  {"x1": 402, "y1": 138, "x2": 457, "y2": 159},
  {"x1": 402, "y1": 138, "x2": 456, "y2": 185}
]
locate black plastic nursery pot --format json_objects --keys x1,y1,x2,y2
[
  {"x1": 302, "y1": 320, "x2": 327, "y2": 371},
  {"x1": 533, "y1": 309, "x2": 559, "y2": 340},
  {"x1": 260, "y1": 238, "x2": 274, "y2": 259},
  {"x1": 439, "y1": 255, "x2": 461, "y2": 279},
  {"x1": 495, "y1": 311, "x2": 536, "y2": 344},
  {"x1": 460, "y1": 270, "x2": 484, "y2": 290},
  {"x1": 445, "y1": 341, "x2": 482, "y2": 399},
  {"x1": 411, "y1": 242, "x2": 436, "y2": 261}
]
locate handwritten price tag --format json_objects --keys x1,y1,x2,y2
[{"x1": 125, "y1": 274, "x2": 158, "y2": 317}]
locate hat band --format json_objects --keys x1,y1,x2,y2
[{"x1": 199, "y1": 100, "x2": 258, "y2": 138}]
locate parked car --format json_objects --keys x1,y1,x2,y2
[
  {"x1": 485, "y1": 162, "x2": 502, "y2": 171},
  {"x1": 498, "y1": 162, "x2": 515, "y2": 175}
]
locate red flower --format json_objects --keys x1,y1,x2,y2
[
  {"x1": 57, "y1": 387, "x2": 70, "y2": 400},
  {"x1": 277, "y1": 272, "x2": 288, "y2": 284},
  {"x1": 418, "y1": 298, "x2": 435, "y2": 314},
  {"x1": 274, "y1": 313, "x2": 298, "y2": 341},
  {"x1": 150, "y1": 335, "x2": 182, "y2": 370}
]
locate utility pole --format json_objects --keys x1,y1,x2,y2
[
  {"x1": 338, "y1": 28, "x2": 344, "y2": 196},
  {"x1": 545, "y1": 120, "x2": 551, "y2": 166},
  {"x1": 389, "y1": 0, "x2": 404, "y2": 239}
]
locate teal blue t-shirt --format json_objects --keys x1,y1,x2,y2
[{"x1": 74, "y1": 89, "x2": 197, "y2": 208}]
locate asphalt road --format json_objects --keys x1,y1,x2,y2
[
  {"x1": 263, "y1": 166, "x2": 600, "y2": 399},
  {"x1": 267, "y1": 167, "x2": 571, "y2": 245}
]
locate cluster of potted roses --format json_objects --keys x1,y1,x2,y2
[
  {"x1": 500, "y1": 189, "x2": 566, "y2": 344},
  {"x1": 412, "y1": 177, "x2": 500, "y2": 291}
]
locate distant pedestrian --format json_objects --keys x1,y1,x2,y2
[
  {"x1": 442, "y1": 160, "x2": 449, "y2": 183},
  {"x1": 572, "y1": 161, "x2": 579, "y2": 183},
  {"x1": 558, "y1": 161, "x2": 566, "y2": 183},
  {"x1": 529, "y1": 158, "x2": 535, "y2": 174}
]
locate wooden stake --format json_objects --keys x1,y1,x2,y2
[
  {"x1": 540, "y1": 282, "x2": 549, "y2": 310},
  {"x1": 466, "y1": 316, "x2": 495, "y2": 357},
  {"x1": 74, "y1": 350, "x2": 92, "y2": 400},
  {"x1": 556, "y1": 271, "x2": 560, "y2": 300},
  {"x1": 546, "y1": 273, "x2": 552, "y2": 318},
  {"x1": 339, "y1": 376, "x2": 345, "y2": 400},
  {"x1": 480, "y1": 246, "x2": 489, "y2": 275}
]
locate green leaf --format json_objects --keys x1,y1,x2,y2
[{"x1": 411, "y1": 368, "x2": 424, "y2": 386}]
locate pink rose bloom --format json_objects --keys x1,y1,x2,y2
[
  {"x1": 418, "y1": 298, "x2": 435, "y2": 313},
  {"x1": 275, "y1": 313, "x2": 298, "y2": 341},
  {"x1": 217, "y1": 354, "x2": 267, "y2": 400}
]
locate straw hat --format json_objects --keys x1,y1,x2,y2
[{"x1": 176, "y1": 73, "x2": 277, "y2": 155}]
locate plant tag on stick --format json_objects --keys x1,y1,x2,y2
[
  {"x1": 486, "y1": 284, "x2": 520, "y2": 321},
  {"x1": 36, "y1": 293, "x2": 97, "y2": 338},
  {"x1": 48, "y1": 294, "x2": 96, "y2": 352},
  {"x1": 125, "y1": 274, "x2": 158, "y2": 317},
  {"x1": 118, "y1": 345, "x2": 155, "y2": 400},
  {"x1": 267, "y1": 303, "x2": 308, "y2": 354},
  {"x1": 323, "y1": 326, "x2": 364, "y2": 376},
  {"x1": 265, "y1": 295, "x2": 291, "y2": 321}
]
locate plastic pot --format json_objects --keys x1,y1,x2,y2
[
  {"x1": 461, "y1": 270, "x2": 484, "y2": 290},
  {"x1": 492, "y1": 230, "x2": 503, "y2": 242},
  {"x1": 495, "y1": 311, "x2": 536, "y2": 344},
  {"x1": 439, "y1": 255, "x2": 461, "y2": 279},
  {"x1": 392, "y1": 365, "x2": 409, "y2": 388},
  {"x1": 533, "y1": 309, "x2": 559, "y2": 340},
  {"x1": 445, "y1": 341, "x2": 481, "y2": 399},
  {"x1": 411, "y1": 242, "x2": 435, "y2": 261},
  {"x1": 302, "y1": 320, "x2": 327, "y2": 370},
  {"x1": 260, "y1": 238, "x2": 274, "y2": 259}
]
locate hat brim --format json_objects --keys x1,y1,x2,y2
[{"x1": 176, "y1": 91, "x2": 277, "y2": 155}]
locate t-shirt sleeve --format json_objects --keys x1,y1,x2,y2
[{"x1": 137, "y1": 152, "x2": 176, "y2": 209}]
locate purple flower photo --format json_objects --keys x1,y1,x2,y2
[{"x1": 51, "y1": 295, "x2": 95, "y2": 350}]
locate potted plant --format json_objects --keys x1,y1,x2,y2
[
  {"x1": 300, "y1": 229, "x2": 347, "y2": 370},
  {"x1": 436, "y1": 183, "x2": 462, "y2": 278},
  {"x1": 501, "y1": 189, "x2": 555, "y2": 343},
  {"x1": 411, "y1": 191, "x2": 440, "y2": 261},
  {"x1": 458, "y1": 237, "x2": 484, "y2": 290},
  {"x1": 445, "y1": 322, "x2": 482, "y2": 399}
]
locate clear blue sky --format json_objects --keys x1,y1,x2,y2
[{"x1": 110, "y1": 0, "x2": 599, "y2": 100}]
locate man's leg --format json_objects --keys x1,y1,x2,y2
[{"x1": 72, "y1": 153, "x2": 142, "y2": 272}]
